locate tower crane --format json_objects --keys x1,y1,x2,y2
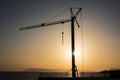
[{"x1": 19, "y1": 7, "x2": 82, "y2": 78}]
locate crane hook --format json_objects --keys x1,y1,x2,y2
[{"x1": 62, "y1": 32, "x2": 64, "y2": 45}]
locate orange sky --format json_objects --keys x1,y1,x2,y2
[{"x1": 0, "y1": 0, "x2": 120, "y2": 71}]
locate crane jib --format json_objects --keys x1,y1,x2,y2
[{"x1": 19, "y1": 18, "x2": 71, "y2": 30}]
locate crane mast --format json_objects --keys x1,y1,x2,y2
[{"x1": 19, "y1": 7, "x2": 82, "y2": 78}]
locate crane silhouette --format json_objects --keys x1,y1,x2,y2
[{"x1": 19, "y1": 7, "x2": 82, "y2": 78}]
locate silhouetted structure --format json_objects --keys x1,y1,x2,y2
[
  {"x1": 109, "y1": 70, "x2": 120, "y2": 78},
  {"x1": 101, "y1": 69, "x2": 120, "y2": 79},
  {"x1": 38, "y1": 77, "x2": 110, "y2": 80},
  {"x1": 80, "y1": 72, "x2": 109, "y2": 77},
  {"x1": 19, "y1": 7, "x2": 82, "y2": 78}
]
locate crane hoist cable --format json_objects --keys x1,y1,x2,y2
[{"x1": 46, "y1": 8, "x2": 70, "y2": 22}]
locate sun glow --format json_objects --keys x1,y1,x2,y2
[
  {"x1": 75, "y1": 49, "x2": 81, "y2": 60},
  {"x1": 64, "y1": 47, "x2": 81, "y2": 61}
]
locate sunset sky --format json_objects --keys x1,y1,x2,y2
[{"x1": 0, "y1": 0, "x2": 120, "y2": 71}]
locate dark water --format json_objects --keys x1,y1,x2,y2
[
  {"x1": 0, "y1": 72, "x2": 68, "y2": 80},
  {"x1": 0, "y1": 72, "x2": 119, "y2": 80},
  {"x1": 0, "y1": 72, "x2": 39, "y2": 80}
]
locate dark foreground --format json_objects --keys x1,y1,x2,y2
[
  {"x1": 0, "y1": 70, "x2": 120, "y2": 80},
  {"x1": 38, "y1": 77, "x2": 119, "y2": 80}
]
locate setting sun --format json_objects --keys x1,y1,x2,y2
[{"x1": 75, "y1": 49, "x2": 81, "y2": 60}]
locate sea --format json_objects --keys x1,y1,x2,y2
[
  {"x1": 0, "y1": 72, "x2": 69, "y2": 80},
  {"x1": 0, "y1": 72, "x2": 119, "y2": 80}
]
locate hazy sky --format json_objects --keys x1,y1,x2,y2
[{"x1": 0, "y1": 0, "x2": 120, "y2": 71}]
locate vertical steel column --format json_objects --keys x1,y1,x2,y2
[{"x1": 71, "y1": 16, "x2": 76, "y2": 78}]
